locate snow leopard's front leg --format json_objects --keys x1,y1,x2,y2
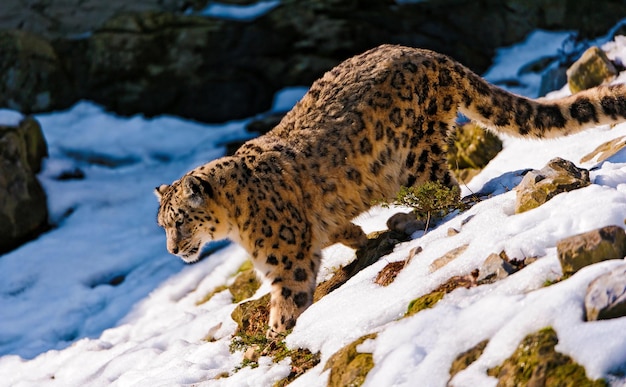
[{"x1": 260, "y1": 246, "x2": 320, "y2": 339}]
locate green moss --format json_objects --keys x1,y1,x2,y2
[
  {"x1": 324, "y1": 333, "x2": 377, "y2": 387},
  {"x1": 406, "y1": 290, "x2": 445, "y2": 317},
  {"x1": 487, "y1": 327, "x2": 607, "y2": 386},
  {"x1": 449, "y1": 340, "x2": 489, "y2": 380},
  {"x1": 196, "y1": 284, "x2": 228, "y2": 305},
  {"x1": 229, "y1": 269, "x2": 261, "y2": 303},
  {"x1": 229, "y1": 294, "x2": 320, "y2": 383},
  {"x1": 196, "y1": 260, "x2": 260, "y2": 305}
]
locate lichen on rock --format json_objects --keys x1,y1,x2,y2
[
  {"x1": 324, "y1": 333, "x2": 377, "y2": 387},
  {"x1": 514, "y1": 157, "x2": 590, "y2": 214},
  {"x1": 557, "y1": 225, "x2": 626, "y2": 276},
  {"x1": 487, "y1": 327, "x2": 606, "y2": 386},
  {"x1": 448, "y1": 122, "x2": 503, "y2": 183},
  {"x1": 567, "y1": 46, "x2": 617, "y2": 94}
]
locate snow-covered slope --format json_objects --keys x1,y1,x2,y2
[{"x1": 2, "y1": 32, "x2": 626, "y2": 387}]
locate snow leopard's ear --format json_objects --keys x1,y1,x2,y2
[
  {"x1": 182, "y1": 175, "x2": 214, "y2": 207},
  {"x1": 154, "y1": 184, "x2": 169, "y2": 202}
]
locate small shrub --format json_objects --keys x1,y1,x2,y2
[{"x1": 387, "y1": 181, "x2": 461, "y2": 231}]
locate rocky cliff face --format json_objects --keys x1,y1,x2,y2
[{"x1": 2, "y1": 0, "x2": 626, "y2": 122}]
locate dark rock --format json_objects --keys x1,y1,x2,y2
[
  {"x1": 82, "y1": 11, "x2": 283, "y2": 122},
  {"x1": 0, "y1": 0, "x2": 189, "y2": 40},
  {"x1": 557, "y1": 225, "x2": 626, "y2": 276},
  {"x1": 515, "y1": 157, "x2": 590, "y2": 214},
  {"x1": 585, "y1": 264, "x2": 626, "y2": 321},
  {"x1": 0, "y1": 116, "x2": 49, "y2": 253},
  {"x1": 567, "y1": 46, "x2": 617, "y2": 94},
  {"x1": 3, "y1": 0, "x2": 626, "y2": 121},
  {"x1": 386, "y1": 212, "x2": 426, "y2": 236},
  {"x1": 0, "y1": 30, "x2": 76, "y2": 114}
]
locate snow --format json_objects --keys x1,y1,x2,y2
[
  {"x1": 0, "y1": 109, "x2": 24, "y2": 126},
  {"x1": 3, "y1": 29, "x2": 626, "y2": 387},
  {"x1": 194, "y1": 1, "x2": 281, "y2": 21}
]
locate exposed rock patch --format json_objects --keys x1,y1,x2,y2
[
  {"x1": 448, "y1": 123, "x2": 503, "y2": 183},
  {"x1": 0, "y1": 115, "x2": 49, "y2": 253},
  {"x1": 229, "y1": 267, "x2": 261, "y2": 303},
  {"x1": 585, "y1": 263, "x2": 626, "y2": 321},
  {"x1": 515, "y1": 157, "x2": 590, "y2": 214},
  {"x1": 487, "y1": 327, "x2": 606, "y2": 386},
  {"x1": 406, "y1": 270, "x2": 479, "y2": 317},
  {"x1": 324, "y1": 333, "x2": 377, "y2": 387},
  {"x1": 580, "y1": 135, "x2": 626, "y2": 164},
  {"x1": 429, "y1": 244, "x2": 469, "y2": 272},
  {"x1": 315, "y1": 228, "x2": 412, "y2": 302},
  {"x1": 557, "y1": 225, "x2": 626, "y2": 276},
  {"x1": 449, "y1": 340, "x2": 489, "y2": 381},
  {"x1": 0, "y1": 30, "x2": 75, "y2": 114},
  {"x1": 4, "y1": 0, "x2": 626, "y2": 121},
  {"x1": 567, "y1": 46, "x2": 617, "y2": 94}
]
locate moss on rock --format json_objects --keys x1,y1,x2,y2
[
  {"x1": 449, "y1": 340, "x2": 489, "y2": 380},
  {"x1": 487, "y1": 327, "x2": 606, "y2": 386},
  {"x1": 406, "y1": 290, "x2": 446, "y2": 317},
  {"x1": 324, "y1": 333, "x2": 377, "y2": 387}
]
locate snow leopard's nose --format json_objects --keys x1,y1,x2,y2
[{"x1": 169, "y1": 245, "x2": 179, "y2": 255}]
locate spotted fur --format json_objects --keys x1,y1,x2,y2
[{"x1": 156, "y1": 44, "x2": 626, "y2": 337}]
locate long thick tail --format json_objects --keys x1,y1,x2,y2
[{"x1": 457, "y1": 70, "x2": 626, "y2": 139}]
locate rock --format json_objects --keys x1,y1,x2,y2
[
  {"x1": 406, "y1": 270, "x2": 479, "y2": 317},
  {"x1": 585, "y1": 263, "x2": 626, "y2": 321},
  {"x1": 324, "y1": 333, "x2": 377, "y2": 387},
  {"x1": 447, "y1": 228, "x2": 460, "y2": 236},
  {"x1": 449, "y1": 340, "x2": 488, "y2": 381},
  {"x1": 580, "y1": 135, "x2": 626, "y2": 164},
  {"x1": 386, "y1": 212, "x2": 425, "y2": 236},
  {"x1": 374, "y1": 260, "x2": 405, "y2": 287},
  {"x1": 0, "y1": 115, "x2": 49, "y2": 253},
  {"x1": 477, "y1": 252, "x2": 515, "y2": 282},
  {"x1": 82, "y1": 11, "x2": 281, "y2": 122},
  {"x1": 229, "y1": 268, "x2": 261, "y2": 303},
  {"x1": 567, "y1": 46, "x2": 617, "y2": 94},
  {"x1": 557, "y1": 225, "x2": 626, "y2": 276},
  {"x1": 3, "y1": 1, "x2": 626, "y2": 122},
  {"x1": 406, "y1": 290, "x2": 446, "y2": 317},
  {"x1": 448, "y1": 123, "x2": 503, "y2": 183},
  {"x1": 515, "y1": 157, "x2": 590, "y2": 214},
  {"x1": 230, "y1": 293, "x2": 271, "y2": 337},
  {"x1": 487, "y1": 327, "x2": 606, "y2": 386},
  {"x1": 314, "y1": 229, "x2": 410, "y2": 301},
  {"x1": 429, "y1": 244, "x2": 469, "y2": 272},
  {"x1": 0, "y1": 30, "x2": 76, "y2": 114},
  {"x1": 0, "y1": 0, "x2": 188, "y2": 40}
]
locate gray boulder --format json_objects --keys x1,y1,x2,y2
[
  {"x1": 515, "y1": 158, "x2": 590, "y2": 214},
  {"x1": 585, "y1": 263, "x2": 626, "y2": 321},
  {"x1": 557, "y1": 225, "x2": 626, "y2": 276},
  {"x1": 0, "y1": 115, "x2": 48, "y2": 254}
]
